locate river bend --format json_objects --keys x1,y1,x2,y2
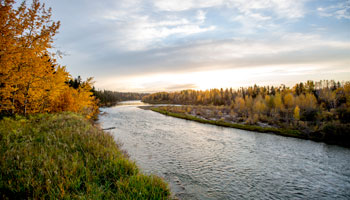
[{"x1": 98, "y1": 101, "x2": 350, "y2": 200}]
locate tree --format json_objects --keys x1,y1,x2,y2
[
  {"x1": 0, "y1": 0, "x2": 60, "y2": 115},
  {"x1": 273, "y1": 93, "x2": 284, "y2": 111},
  {"x1": 284, "y1": 93, "x2": 294, "y2": 109},
  {"x1": 234, "y1": 96, "x2": 246, "y2": 117},
  {"x1": 293, "y1": 105, "x2": 300, "y2": 121},
  {"x1": 319, "y1": 88, "x2": 336, "y2": 110},
  {"x1": 0, "y1": 0, "x2": 98, "y2": 118}
]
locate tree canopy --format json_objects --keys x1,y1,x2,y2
[
  {"x1": 0, "y1": 0, "x2": 98, "y2": 118},
  {"x1": 142, "y1": 80, "x2": 350, "y2": 141}
]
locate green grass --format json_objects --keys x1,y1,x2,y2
[
  {"x1": 0, "y1": 112, "x2": 170, "y2": 199},
  {"x1": 150, "y1": 107, "x2": 304, "y2": 139}
]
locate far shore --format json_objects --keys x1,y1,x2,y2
[{"x1": 143, "y1": 106, "x2": 349, "y2": 147}]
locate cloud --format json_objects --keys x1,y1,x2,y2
[
  {"x1": 196, "y1": 10, "x2": 207, "y2": 23},
  {"x1": 114, "y1": 16, "x2": 216, "y2": 51},
  {"x1": 87, "y1": 32, "x2": 350, "y2": 83},
  {"x1": 228, "y1": 0, "x2": 307, "y2": 19},
  {"x1": 99, "y1": 6, "x2": 215, "y2": 51},
  {"x1": 317, "y1": 2, "x2": 350, "y2": 19},
  {"x1": 166, "y1": 83, "x2": 198, "y2": 90},
  {"x1": 155, "y1": 33, "x2": 350, "y2": 63},
  {"x1": 152, "y1": 0, "x2": 306, "y2": 20},
  {"x1": 49, "y1": 0, "x2": 311, "y2": 54},
  {"x1": 40, "y1": 0, "x2": 350, "y2": 92},
  {"x1": 153, "y1": 0, "x2": 224, "y2": 11},
  {"x1": 97, "y1": 63, "x2": 350, "y2": 92}
]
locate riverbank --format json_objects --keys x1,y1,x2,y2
[
  {"x1": 144, "y1": 106, "x2": 349, "y2": 147},
  {"x1": 100, "y1": 103, "x2": 350, "y2": 199},
  {"x1": 147, "y1": 107, "x2": 302, "y2": 137},
  {"x1": 0, "y1": 112, "x2": 170, "y2": 199}
]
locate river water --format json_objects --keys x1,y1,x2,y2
[{"x1": 98, "y1": 101, "x2": 350, "y2": 200}]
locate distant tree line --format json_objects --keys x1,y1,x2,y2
[
  {"x1": 93, "y1": 90, "x2": 149, "y2": 106},
  {"x1": 142, "y1": 80, "x2": 350, "y2": 142}
]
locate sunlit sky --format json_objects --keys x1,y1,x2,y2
[{"x1": 41, "y1": 0, "x2": 350, "y2": 92}]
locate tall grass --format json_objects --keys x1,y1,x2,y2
[{"x1": 0, "y1": 112, "x2": 170, "y2": 199}]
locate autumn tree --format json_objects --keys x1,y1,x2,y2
[
  {"x1": 293, "y1": 105, "x2": 300, "y2": 121},
  {"x1": 141, "y1": 80, "x2": 349, "y2": 130},
  {"x1": 0, "y1": 0, "x2": 98, "y2": 118},
  {"x1": 234, "y1": 96, "x2": 246, "y2": 117},
  {"x1": 1, "y1": 0, "x2": 59, "y2": 114}
]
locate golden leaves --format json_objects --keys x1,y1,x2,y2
[{"x1": 0, "y1": 1, "x2": 98, "y2": 118}]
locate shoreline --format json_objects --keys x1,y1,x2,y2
[
  {"x1": 149, "y1": 107, "x2": 303, "y2": 137},
  {"x1": 146, "y1": 107, "x2": 348, "y2": 147}
]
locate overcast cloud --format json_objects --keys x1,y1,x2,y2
[{"x1": 41, "y1": 0, "x2": 350, "y2": 92}]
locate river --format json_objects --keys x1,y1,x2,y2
[{"x1": 98, "y1": 101, "x2": 350, "y2": 200}]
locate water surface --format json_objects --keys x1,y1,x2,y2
[{"x1": 99, "y1": 101, "x2": 350, "y2": 199}]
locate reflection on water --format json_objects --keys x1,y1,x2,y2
[
  {"x1": 99, "y1": 101, "x2": 350, "y2": 200},
  {"x1": 116, "y1": 101, "x2": 150, "y2": 106}
]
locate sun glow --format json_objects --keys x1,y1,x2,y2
[{"x1": 94, "y1": 64, "x2": 348, "y2": 93}]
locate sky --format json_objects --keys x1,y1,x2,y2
[{"x1": 40, "y1": 0, "x2": 350, "y2": 92}]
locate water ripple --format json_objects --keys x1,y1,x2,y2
[{"x1": 99, "y1": 101, "x2": 350, "y2": 200}]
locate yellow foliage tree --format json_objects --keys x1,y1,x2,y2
[
  {"x1": 273, "y1": 93, "x2": 284, "y2": 111},
  {"x1": 344, "y1": 82, "x2": 350, "y2": 107},
  {"x1": 284, "y1": 93, "x2": 295, "y2": 109},
  {"x1": 0, "y1": 0, "x2": 98, "y2": 118},
  {"x1": 293, "y1": 105, "x2": 300, "y2": 121},
  {"x1": 234, "y1": 96, "x2": 246, "y2": 114},
  {"x1": 1, "y1": 0, "x2": 60, "y2": 114}
]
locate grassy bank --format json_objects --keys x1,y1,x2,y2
[
  {"x1": 150, "y1": 107, "x2": 307, "y2": 139},
  {"x1": 0, "y1": 113, "x2": 170, "y2": 199},
  {"x1": 146, "y1": 106, "x2": 350, "y2": 147}
]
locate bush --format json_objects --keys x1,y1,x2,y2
[
  {"x1": 0, "y1": 113, "x2": 170, "y2": 199},
  {"x1": 322, "y1": 123, "x2": 350, "y2": 146},
  {"x1": 301, "y1": 109, "x2": 319, "y2": 121}
]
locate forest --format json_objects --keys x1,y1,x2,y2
[
  {"x1": 93, "y1": 89, "x2": 148, "y2": 107},
  {"x1": 142, "y1": 80, "x2": 350, "y2": 145}
]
